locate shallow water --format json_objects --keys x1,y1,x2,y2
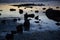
[{"x1": 0, "y1": 2, "x2": 60, "y2": 40}]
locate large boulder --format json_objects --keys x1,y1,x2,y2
[{"x1": 45, "y1": 8, "x2": 60, "y2": 22}]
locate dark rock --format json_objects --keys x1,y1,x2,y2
[
  {"x1": 24, "y1": 19, "x2": 30, "y2": 31},
  {"x1": 19, "y1": 9, "x2": 23, "y2": 14},
  {"x1": 24, "y1": 13, "x2": 35, "y2": 20},
  {"x1": 39, "y1": 19, "x2": 41, "y2": 21},
  {"x1": 35, "y1": 10, "x2": 39, "y2": 13},
  {"x1": 18, "y1": 18, "x2": 21, "y2": 21},
  {"x1": 45, "y1": 8, "x2": 60, "y2": 22},
  {"x1": 56, "y1": 23, "x2": 60, "y2": 26},
  {"x1": 5, "y1": 33, "x2": 14, "y2": 40},
  {"x1": 42, "y1": 8, "x2": 46, "y2": 10},
  {"x1": 30, "y1": 6, "x2": 33, "y2": 8},
  {"x1": 16, "y1": 24, "x2": 23, "y2": 34},
  {"x1": 35, "y1": 16, "x2": 39, "y2": 20},
  {"x1": 28, "y1": 14, "x2": 35, "y2": 18},
  {"x1": 10, "y1": 8, "x2": 16, "y2": 11},
  {"x1": 56, "y1": 7, "x2": 59, "y2": 9},
  {"x1": 24, "y1": 8, "x2": 26, "y2": 9},
  {"x1": 35, "y1": 21, "x2": 39, "y2": 23},
  {"x1": 0, "y1": 13, "x2": 1, "y2": 16},
  {"x1": 24, "y1": 13, "x2": 28, "y2": 20},
  {"x1": 0, "y1": 10, "x2": 3, "y2": 11}
]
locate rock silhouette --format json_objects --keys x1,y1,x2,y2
[
  {"x1": 10, "y1": 8, "x2": 16, "y2": 11},
  {"x1": 56, "y1": 23, "x2": 60, "y2": 26},
  {"x1": 24, "y1": 8, "x2": 26, "y2": 9},
  {"x1": 18, "y1": 18, "x2": 21, "y2": 21},
  {"x1": 24, "y1": 19, "x2": 30, "y2": 31},
  {"x1": 0, "y1": 10, "x2": 2, "y2": 11},
  {"x1": 30, "y1": 6, "x2": 33, "y2": 8},
  {"x1": 56, "y1": 7, "x2": 59, "y2": 9},
  {"x1": 24, "y1": 13, "x2": 35, "y2": 20},
  {"x1": 16, "y1": 24, "x2": 23, "y2": 34},
  {"x1": 45, "y1": 8, "x2": 60, "y2": 22},
  {"x1": 19, "y1": 9, "x2": 23, "y2": 14},
  {"x1": 28, "y1": 14, "x2": 35, "y2": 18},
  {"x1": 35, "y1": 16, "x2": 39, "y2": 20},
  {"x1": 35, "y1": 21, "x2": 39, "y2": 23},
  {"x1": 24, "y1": 13, "x2": 28, "y2": 20},
  {"x1": 42, "y1": 8, "x2": 46, "y2": 10},
  {"x1": 0, "y1": 13, "x2": 1, "y2": 16},
  {"x1": 5, "y1": 33, "x2": 14, "y2": 40},
  {"x1": 24, "y1": 13, "x2": 32, "y2": 31},
  {"x1": 35, "y1": 10, "x2": 39, "y2": 13}
]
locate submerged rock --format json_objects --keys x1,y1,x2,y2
[
  {"x1": 24, "y1": 19, "x2": 30, "y2": 31},
  {"x1": 16, "y1": 24, "x2": 23, "y2": 34},
  {"x1": 5, "y1": 33, "x2": 14, "y2": 40}
]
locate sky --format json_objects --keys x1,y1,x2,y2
[{"x1": 0, "y1": 0, "x2": 60, "y2": 3}]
